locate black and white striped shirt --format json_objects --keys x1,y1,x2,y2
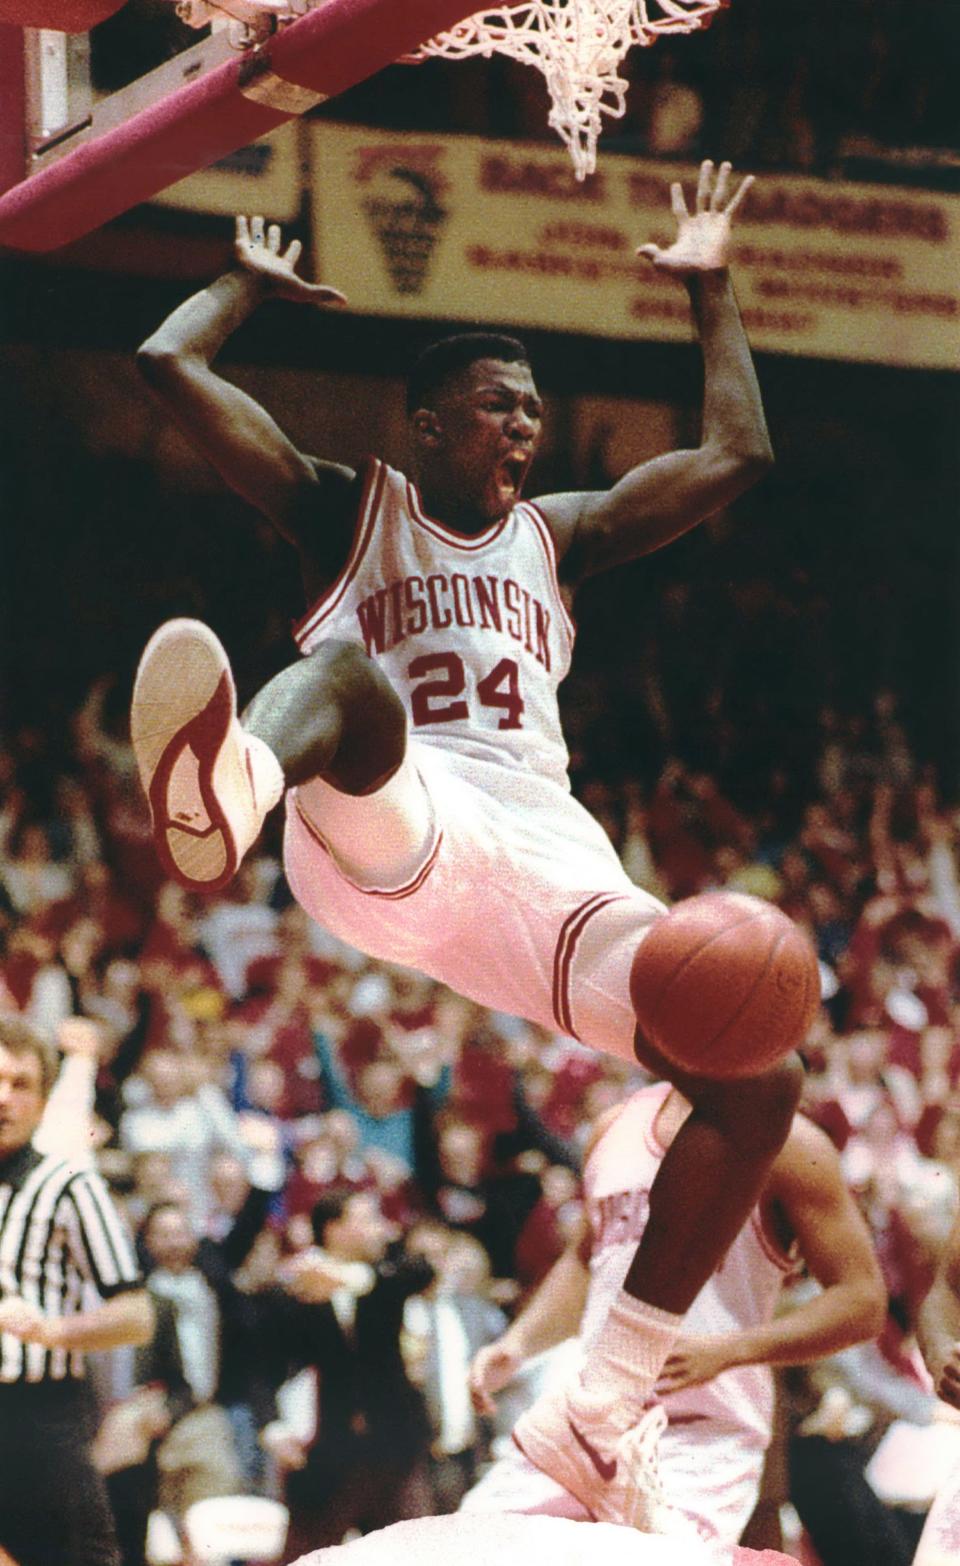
[{"x1": 0, "y1": 1144, "x2": 142, "y2": 1385}]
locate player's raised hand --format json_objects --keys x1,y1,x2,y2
[
  {"x1": 234, "y1": 215, "x2": 347, "y2": 306},
  {"x1": 637, "y1": 160, "x2": 752, "y2": 276},
  {"x1": 468, "y1": 1336, "x2": 524, "y2": 1415},
  {"x1": 57, "y1": 1017, "x2": 102, "y2": 1059}
]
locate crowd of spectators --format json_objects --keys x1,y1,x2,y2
[{"x1": 2, "y1": 620, "x2": 959, "y2": 1562}]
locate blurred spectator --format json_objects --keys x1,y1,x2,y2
[
  {"x1": 138, "y1": 1156, "x2": 283, "y2": 1513},
  {"x1": 269, "y1": 1189, "x2": 434, "y2": 1554},
  {"x1": 121, "y1": 1048, "x2": 250, "y2": 1223},
  {"x1": 0, "y1": 819, "x2": 75, "y2": 917},
  {"x1": 403, "y1": 1223, "x2": 508, "y2": 1512}
]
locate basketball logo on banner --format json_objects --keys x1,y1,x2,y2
[{"x1": 354, "y1": 145, "x2": 451, "y2": 296}]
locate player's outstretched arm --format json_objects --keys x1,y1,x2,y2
[
  {"x1": 918, "y1": 1210, "x2": 960, "y2": 1409},
  {"x1": 469, "y1": 1217, "x2": 591, "y2": 1415},
  {"x1": 540, "y1": 161, "x2": 773, "y2": 585},
  {"x1": 657, "y1": 1117, "x2": 887, "y2": 1393},
  {"x1": 137, "y1": 216, "x2": 353, "y2": 560}
]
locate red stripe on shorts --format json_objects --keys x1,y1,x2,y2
[{"x1": 552, "y1": 891, "x2": 629, "y2": 1039}]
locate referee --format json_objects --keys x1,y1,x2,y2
[{"x1": 0, "y1": 1017, "x2": 154, "y2": 1566}]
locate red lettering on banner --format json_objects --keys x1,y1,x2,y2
[
  {"x1": 480, "y1": 154, "x2": 606, "y2": 204},
  {"x1": 738, "y1": 187, "x2": 947, "y2": 244},
  {"x1": 538, "y1": 221, "x2": 628, "y2": 250},
  {"x1": 756, "y1": 275, "x2": 957, "y2": 318},
  {"x1": 734, "y1": 244, "x2": 904, "y2": 281},
  {"x1": 468, "y1": 244, "x2": 649, "y2": 283}
]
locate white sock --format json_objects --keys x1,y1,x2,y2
[
  {"x1": 576, "y1": 1293, "x2": 683, "y2": 1417},
  {"x1": 295, "y1": 748, "x2": 434, "y2": 890},
  {"x1": 245, "y1": 734, "x2": 285, "y2": 817}
]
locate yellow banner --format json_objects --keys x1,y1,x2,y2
[
  {"x1": 152, "y1": 124, "x2": 300, "y2": 220},
  {"x1": 310, "y1": 125, "x2": 960, "y2": 370}
]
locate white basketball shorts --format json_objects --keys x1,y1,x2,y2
[{"x1": 283, "y1": 739, "x2": 665, "y2": 1063}]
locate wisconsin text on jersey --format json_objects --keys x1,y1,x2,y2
[{"x1": 353, "y1": 572, "x2": 555, "y2": 672}]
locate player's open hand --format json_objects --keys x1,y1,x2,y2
[
  {"x1": 469, "y1": 1336, "x2": 524, "y2": 1415},
  {"x1": 234, "y1": 215, "x2": 347, "y2": 306},
  {"x1": 637, "y1": 160, "x2": 752, "y2": 276},
  {"x1": 656, "y1": 1331, "x2": 735, "y2": 1392}
]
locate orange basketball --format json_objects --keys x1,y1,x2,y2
[{"x1": 629, "y1": 891, "x2": 820, "y2": 1080}]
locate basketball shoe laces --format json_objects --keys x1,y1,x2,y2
[{"x1": 514, "y1": 1384, "x2": 673, "y2": 1531}]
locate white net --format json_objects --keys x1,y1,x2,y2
[{"x1": 411, "y1": 1, "x2": 728, "y2": 180}]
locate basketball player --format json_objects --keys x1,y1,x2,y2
[
  {"x1": 130, "y1": 161, "x2": 804, "y2": 1528},
  {"x1": 918, "y1": 1206, "x2": 960, "y2": 1411},
  {"x1": 463, "y1": 1084, "x2": 886, "y2": 1540}
]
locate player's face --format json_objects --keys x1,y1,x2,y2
[
  {"x1": 422, "y1": 359, "x2": 544, "y2": 524},
  {"x1": 0, "y1": 1045, "x2": 46, "y2": 1156}
]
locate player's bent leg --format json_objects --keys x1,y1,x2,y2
[
  {"x1": 513, "y1": 1052, "x2": 803, "y2": 1536},
  {"x1": 622, "y1": 1043, "x2": 804, "y2": 1312},
  {"x1": 242, "y1": 638, "x2": 407, "y2": 795},
  {"x1": 131, "y1": 618, "x2": 285, "y2": 892},
  {"x1": 132, "y1": 623, "x2": 407, "y2": 894}
]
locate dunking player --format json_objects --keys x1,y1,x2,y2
[
  {"x1": 130, "y1": 161, "x2": 804, "y2": 1528},
  {"x1": 463, "y1": 1082, "x2": 886, "y2": 1541}
]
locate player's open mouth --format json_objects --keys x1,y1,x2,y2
[{"x1": 497, "y1": 453, "x2": 530, "y2": 496}]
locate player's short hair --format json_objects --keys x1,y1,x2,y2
[
  {"x1": 406, "y1": 332, "x2": 532, "y2": 415},
  {"x1": 0, "y1": 1016, "x2": 58, "y2": 1099}
]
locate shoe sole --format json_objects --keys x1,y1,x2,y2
[{"x1": 130, "y1": 619, "x2": 247, "y2": 893}]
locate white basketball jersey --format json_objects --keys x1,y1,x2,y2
[
  {"x1": 580, "y1": 1084, "x2": 800, "y2": 1444},
  {"x1": 294, "y1": 460, "x2": 576, "y2": 788}
]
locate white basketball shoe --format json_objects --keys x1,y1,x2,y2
[
  {"x1": 513, "y1": 1385, "x2": 673, "y2": 1532},
  {"x1": 131, "y1": 618, "x2": 284, "y2": 893}
]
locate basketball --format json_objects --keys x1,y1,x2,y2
[{"x1": 629, "y1": 892, "x2": 820, "y2": 1080}]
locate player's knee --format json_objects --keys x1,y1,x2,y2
[{"x1": 319, "y1": 640, "x2": 407, "y2": 791}]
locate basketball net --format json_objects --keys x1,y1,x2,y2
[
  {"x1": 169, "y1": 0, "x2": 727, "y2": 178},
  {"x1": 411, "y1": 1, "x2": 728, "y2": 179}
]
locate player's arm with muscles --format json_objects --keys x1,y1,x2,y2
[
  {"x1": 136, "y1": 217, "x2": 352, "y2": 594},
  {"x1": 540, "y1": 160, "x2": 774, "y2": 585},
  {"x1": 656, "y1": 1117, "x2": 887, "y2": 1393},
  {"x1": 918, "y1": 1208, "x2": 960, "y2": 1410}
]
